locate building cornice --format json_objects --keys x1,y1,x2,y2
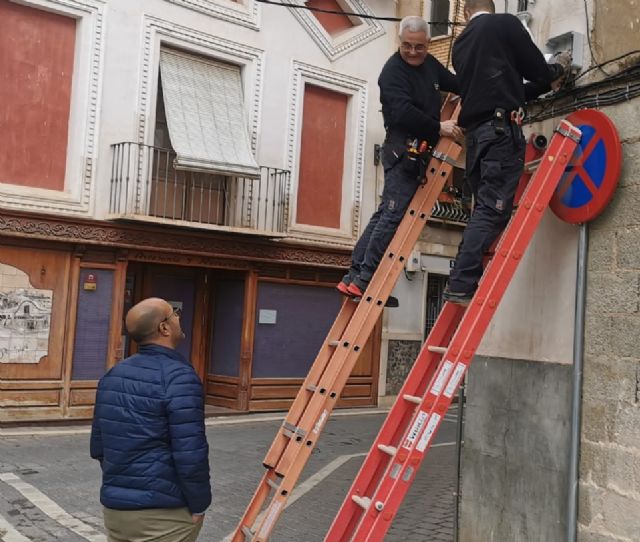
[{"x1": 0, "y1": 211, "x2": 350, "y2": 269}]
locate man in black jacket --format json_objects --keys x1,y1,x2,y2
[
  {"x1": 444, "y1": 0, "x2": 570, "y2": 305},
  {"x1": 338, "y1": 16, "x2": 462, "y2": 298}
]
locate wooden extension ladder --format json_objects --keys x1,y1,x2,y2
[{"x1": 232, "y1": 96, "x2": 464, "y2": 542}]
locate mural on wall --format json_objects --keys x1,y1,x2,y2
[{"x1": 0, "y1": 263, "x2": 52, "y2": 364}]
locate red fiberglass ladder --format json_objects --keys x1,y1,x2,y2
[
  {"x1": 232, "y1": 97, "x2": 463, "y2": 541},
  {"x1": 324, "y1": 118, "x2": 582, "y2": 542}
]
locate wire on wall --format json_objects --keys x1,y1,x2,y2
[
  {"x1": 582, "y1": 0, "x2": 610, "y2": 77},
  {"x1": 526, "y1": 53, "x2": 640, "y2": 123},
  {"x1": 254, "y1": 0, "x2": 466, "y2": 25}
]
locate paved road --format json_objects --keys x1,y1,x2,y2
[{"x1": 0, "y1": 408, "x2": 460, "y2": 541}]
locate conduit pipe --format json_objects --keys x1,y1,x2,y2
[{"x1": 566, "y1": 223, "x2": 588, "y2": 541}]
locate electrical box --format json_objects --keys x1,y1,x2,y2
[
  {"x1": 405, "y1": 250, "x2": 422, "y2": 273},
  {"x1": 546, "y1": 31, "x2": 584, "y2": 71}
]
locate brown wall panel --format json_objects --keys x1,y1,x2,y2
[
  {"x1": 307, "y1": 0, "x2": 354, "y2": 34},
  {"x1": 69, "y1": 388, "x2": 97, "y2": 406},
  {"x1": 0, "y1": 1, "x2": 76, "y2": 190},
  {"x1": 0, "y1": 389, "x2": 60, "y2": 407},
  {"x1": 0, "y1": 246, "x2": 70, "y2": 381},
  {"x1": 296, "y1": 84, "x2": 347, "y2": 229}
]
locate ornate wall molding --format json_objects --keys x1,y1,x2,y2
[
  {"x1": 0, "y1": 0, "x2": 105, "y2": 216},
  {"x1": 283, "y1": 0, "x2": 385, "y2": 61},
  {"x1": 0, "y1": 213, "x2": 350, "y2": 269},
  {"x1": 139, "y1": 16, "x2": 264, "y2": 155},
  {"x1": 165, "y1": 0, "x2": 260, "y2": 30},
  {"x1": 286, "y1": 61, "x2": 368, "y2": 242}
]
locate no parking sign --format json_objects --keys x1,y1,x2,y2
[{"x1": 550, "y1": 109, "x2": 622, "y2": 224}]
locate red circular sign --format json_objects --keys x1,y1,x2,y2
[{"x1": 550, "y1": 109, "x2": 622, "y2": 224}]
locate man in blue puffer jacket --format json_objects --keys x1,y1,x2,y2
[{"x1": 90, "y1": 297, "x2": 211, "y2": 542}]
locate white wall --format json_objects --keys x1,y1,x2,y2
[
  {"x1": 90, "y1": 0, "x2": 398, "y2": 242},
  {"x1": 383, "y1": 0, "x2": 589, "y2": 369},
  {"x1": 0, "y1": 0, "x2": 398, "y2": 242}
]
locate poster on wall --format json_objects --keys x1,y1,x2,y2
[{"x1": 0, "y1": 263, "x2": 52, "y2": 364}]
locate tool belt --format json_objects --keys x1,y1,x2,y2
[
  {"x1": 383, "y1": 130, "x2": 430, "y2": 183},
  {"x1": 491, "y1": 107, "x2": 525, "y2": 134},
  {"x1": 384, "y1": 130, "x2": 416, "y2": 146}
]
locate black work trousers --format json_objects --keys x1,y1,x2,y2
[
  {"x1": 346, "y1": 142, "x2": 422, "y2": 289},
  {"x1": 448, "y1": 122, "x2": 525, "y2": 294}
]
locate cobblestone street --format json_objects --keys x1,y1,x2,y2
[{"x1": 0, "y1": 408, "x2": 460, "y2": 541}]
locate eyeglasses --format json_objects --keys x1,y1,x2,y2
[
  {"x1": 400, "y1": 42, "x2": 427, "y2": 53},
  {"x1": 160, "y1": 307, "x2": 182, "y2": 324}
]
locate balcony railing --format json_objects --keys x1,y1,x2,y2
[{"x1": 109, "y1": 142, "x2": 290, "y2": 235}]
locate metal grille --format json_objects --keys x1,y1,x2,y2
[
  {"x1": 425, "y1": 273, "x2": 448, "y2": 337},
  {"x1": 109, "y1": 142, "x2": 290, "y2": 234},
  {"x1": 431, "y1": 200, "x2": 470, "y2": 224}
]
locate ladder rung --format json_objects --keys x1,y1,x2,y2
[
  {"x1": 403, "y1": 394, "x2": 422, "y2": 404},
  {"x1": 329, "y1": 340, "x2": 340, "y2": 347},
  {"x1": 427, "y1": 345, "x2": 447, "y2": 355},
  {"x1": 306, "y1": 384, "x2": 317, "y2": 392},
  {"x1": 241, "y1": 526, "x2": 255, "y2": 539},
  {"x1": 282, "y1": 421, "x2": 306, "y2": 439},
  {"x1": 266, "y1": 478, "x2": 279, "y2": 490},
  {"x1": 377, "y1": 444, "x2": 397, "y2": 456},
  {"x1": 351, "y1": 495, "x2": 372, "y2": 510},
  {"x1": 524, "y1": 158, "x2": 542, "y2": 173}
]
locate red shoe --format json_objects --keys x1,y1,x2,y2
[
  {"x1": 336, "y1": 281, "x2": 352, "y2": 296},
  {"x1": 346, "y1": 283, "x2": 365, "y2": 298}
]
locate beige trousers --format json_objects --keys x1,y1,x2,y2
[{"x1": 103, "y1": 506, "x2": 203, "y2": 542}]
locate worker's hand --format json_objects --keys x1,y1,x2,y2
[
  {"x1": 440, "y1": 120, "x2": 464, "y2": 140},
  {"x1": 550, "y1": 51, "x2": 572, "y2": 91},
  {"x1": 192, "y1": 514, "x2": 205, "y2": 524}
]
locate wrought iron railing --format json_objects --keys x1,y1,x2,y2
[{"x1": 109, "y1": 142, "x2": 290, "y2": 234}]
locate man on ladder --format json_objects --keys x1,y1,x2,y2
[
  {"x1": 444, "y1": 0, "x2": 572, "y2": 305},
  {"x1": 337, "y1": 15, "x2": 462, "y2": 299}
]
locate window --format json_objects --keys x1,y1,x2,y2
[
  {"x1": 306, "y1": 0, "x2": 354, "y2": 35},
  {"x1": 151, "y1": 79, "x2": 226, "y2": 225},
  {"x1": 425, "y1": 273, "x2": 448, "y2": 337},
  {"x1": 296, "y1": 84, "x2": 348, "y2": 229},
  {"x1": 430, "y1": 0, "x2": 451, "y2": 38},
  {"x1": 159, "y1": 48, "x2": 258, "y2": 177},
  {"x1": 286, "y1": 0, "x2": 384, "y2": 61},
  {"x1": 0, "y1": 1, "x2": 76, "y2": 190}
]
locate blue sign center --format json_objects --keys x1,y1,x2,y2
[{"x1": 560, "y1": 125, "x2": 607, "y2": 208}]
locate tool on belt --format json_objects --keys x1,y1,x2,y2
[
  {"x1": 493, "y1": 107, "x2": 525, "y2": 134},
  {"x1": 405, "y1": 139, "x2": 430, "y2": 183}
]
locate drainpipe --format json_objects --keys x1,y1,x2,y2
[
  {"x1": 566, "y1": 223, "x2": 588, "y2": 542},
  {"x1": 453, "y1": 381, "x2": 465, "y2": 542}
]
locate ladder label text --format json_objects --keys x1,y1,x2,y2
[
  {"x1": 430, "y1": 360, "x2": 454, "y2": 396},
  {"x1": 416, "y1": 413, "x2": 441, "y2": 453},
  {"x1": 402, "y1": 411, "x2": 428, "y2": 450},
  {"x1": 444, "y1": 363, "x2": 467, "y2": 398}
]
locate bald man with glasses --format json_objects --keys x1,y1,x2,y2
[
  {"x1": 338, "y1": 15, "x2": 462, "y2": 298},
  {"x1": 91, "y1": 297, "x2": 211, "y2": 542}
]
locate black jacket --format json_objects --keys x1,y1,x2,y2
[
  {"x1": 452, "y1": 13, "x2": 563, "y2": 128},
  {"x1": 379, "y1": 52, "x2": 459, "y2": 146}
]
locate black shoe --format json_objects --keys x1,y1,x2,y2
[{"x1": 442, "y1": 288, "x2": 474, "y2": 306}]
